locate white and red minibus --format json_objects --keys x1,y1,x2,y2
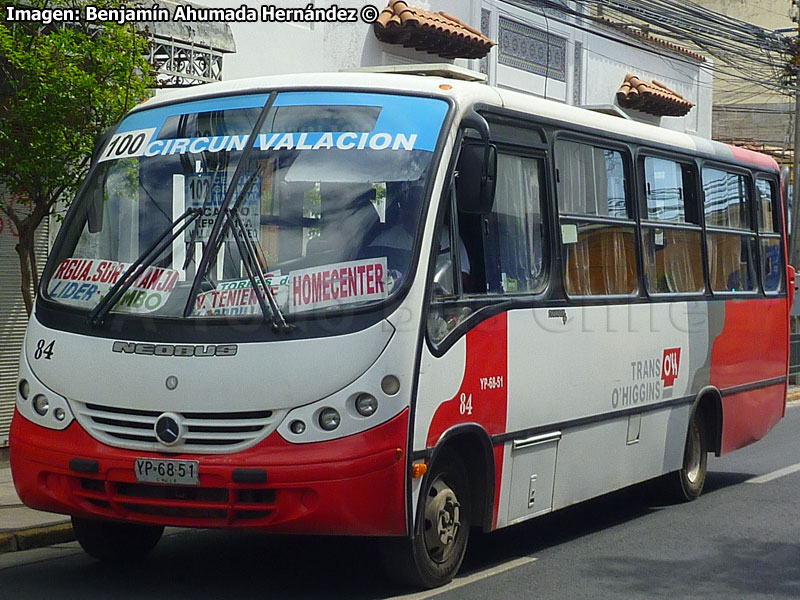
[{"x1": 10, "y1": 71, "x2": 792, "y2": 588}]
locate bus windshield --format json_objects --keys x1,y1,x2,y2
[{"x1": 44, "y1": 91, "x2": 449, "y2": 319}]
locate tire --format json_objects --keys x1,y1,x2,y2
[
  {"x1": 71, "y1": 517, "x2": 164, "y2": 563},
  {"x1": 664, "y1": 412, "x2": 708, "y2": 502},
  {"x1": 381, "y1": 449, "x2": 471, "y2": 589}
]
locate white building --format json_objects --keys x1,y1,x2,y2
[{"x1": 204, "y1": 0, "x2": 712, "y2": 136}]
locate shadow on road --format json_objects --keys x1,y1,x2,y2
[
  {"x1": 0, "y1": 468, "x2": 775, "y2": 599},
  {"x1": 584, "y1": 538, "x2": 800, "y2": 599}
]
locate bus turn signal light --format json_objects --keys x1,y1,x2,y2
[{"x1": 411, "y1": 463, "x2": 428, "y2": 478}]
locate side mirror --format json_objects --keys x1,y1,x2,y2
[
  {"x1": 456, "y1": 142, "x2": 497, "y2": 214},
  {"x1": 456, "y1": 108, "x2": 496, "y2": 214}
]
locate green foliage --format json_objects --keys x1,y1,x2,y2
[{"x1": 0, "y1": 0, "x2": 154, "y2": 313}]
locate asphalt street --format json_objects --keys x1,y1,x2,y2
[{"x1": 1, "y1": 404, "x2": 800, "y2": 600}]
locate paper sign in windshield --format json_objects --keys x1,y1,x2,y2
[
  {"x1": 185, "y1": 173, "x2": 260, "y2": 243},
  {"x1": 193, "y1": 275, "x2": 290, "y2": 317},
  {"x1": 290, "y1": 258, "x2": 387, "y2": 314},
  {"x1": 48, "y1": 258, "x2": 178, "y2": 313}
]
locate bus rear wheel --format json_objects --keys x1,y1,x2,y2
[
  {"x1": 71, "y1": 516, "x2": 164, "y2": 563},
  {"x1": 665, "y1": 412, "x2": 707, "y2": 502},
  {"x1": 381, "y1": 449, "x2": 471, "y2": 589}
]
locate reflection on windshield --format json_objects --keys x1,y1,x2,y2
[{"x1": 44, "y1": 91, "x2": 449, "y2": 319}]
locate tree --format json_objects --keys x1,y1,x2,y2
[{"x1": 0, "y1": 1, "x2": 154, "y2": 314}]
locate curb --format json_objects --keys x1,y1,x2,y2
[
  {"x1": 0, "y1": 523, "x2": 74, "y2": 554},
  {"x1": 788, "y1": 391, "x2": 800, "y2": 404}
]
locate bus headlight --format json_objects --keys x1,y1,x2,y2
[
  {"x1": 318, "y1": 408, "x2": 341, "y2": 431},
  {"x1": 355, "y1": 393, "x2": 378, "y2": 417},
  {"x1": 18, "y1": 379, "x2": 30, "y2": 400},
  {"x1": 32, "y1": 394, "x2": 50, "y2": 416},
  {"x1": 17, "y1": 348, "x2": 74, "y2": 430},
  {"x1": 381, "y1": 375, "x2": 400, "y2": 396}
]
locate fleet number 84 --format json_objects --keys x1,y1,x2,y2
[{"x1": 459, "y1": 393, "x2": 473, "y2": 416}]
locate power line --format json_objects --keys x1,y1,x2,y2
[
  {"x1": 498, "y1": 0, "x2": 791, "y2": 94},
  {"x1": 503, "y1": 0, "x2": 793, "y2": 93}
]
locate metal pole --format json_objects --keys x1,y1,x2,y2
[{"x1": 791, "y1": 87, "x2": 800, "y2": 269}]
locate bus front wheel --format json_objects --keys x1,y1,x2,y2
[
  {"x1": 71, "y1": 516, "x2": 164, "y2": 563},
  {"x1": 665, "y1": 412, "x2": 708, "y2": 502},
  {"x1": 381, "y1": 449, "x2": 471, "y2": 589}
]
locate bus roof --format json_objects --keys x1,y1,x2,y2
[{"x1": 137, "y1": 72, "x2": 778, "y2": 172}]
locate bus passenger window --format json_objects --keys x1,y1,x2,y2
[
  {"x1": 641, "y1": 157, "x2": 704, "y2": 295},
  {"x1": 555, "y1": 141, "x2": 637, "y2": 296},
  {"x1": 756, "y1": 178, "x2": 784, "y2": 294},
  {"x1": 702, "y1": 167, "x2": 757, "y2": 293}
]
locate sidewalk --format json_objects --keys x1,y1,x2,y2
[
  {"x1": 0, "y1": 449, "x2": 73, "y2": 553},
  {"x1": 2, "y1": 386, "x2": 800, "y2": 555}
]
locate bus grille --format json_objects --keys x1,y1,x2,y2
[
  {"x1": 70, "y1": 401, "x2": 287, "y2": 454},
  {"x1": 73, "y1": 477, "x2": 278, "y2": 526}
]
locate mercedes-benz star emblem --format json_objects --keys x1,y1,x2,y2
[{"x1": 154, "y1": 413, "x2": 182, "y2": 446}]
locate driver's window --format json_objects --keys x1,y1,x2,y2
[
  {"x1": 428, "y1": 150, "x2": 547, "y2": 344},
  {"x1": 432, "y1": 204, "x2": 456, "y2": 298}
]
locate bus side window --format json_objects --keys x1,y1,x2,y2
[
  {"x1": 478, "y1": 153, "x2": 546, "y2": 296},
  {"x1": 555, "y1": 141, "x2": 637, "y2": 297},
  {"x1": 428, "y1": 151, "x2": 547, "y2": 344},
  {"x1": 702, "y1": 167, "x2": 758, "y2": 294},
  {"x1": 756, "y1": 177, "x2": 784, "y2": 294},
  {"x1": 640, "y1": 156, "x2": 705, "y2": 295}
]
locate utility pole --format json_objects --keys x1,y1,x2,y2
[
  {"x1": 790, "y1": 1, "x2": 800, "y2": 268},
  {"x1": 792, "y1": 87, "x2": 800, "y2": 268}
]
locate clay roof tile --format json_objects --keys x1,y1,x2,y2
[
  {"x1": 374, "y1": 1, "x2": 496, "y2": 60},
  {"x1": 598, "y1": 18, "x2": 706, "y2": 63},
  {"x1": 617, "y1": 73, "x2": 694, "y2": 117}
]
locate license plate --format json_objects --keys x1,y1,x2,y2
[{"x1": 135, "y1": 458, "x2": 199, "y2": 485}]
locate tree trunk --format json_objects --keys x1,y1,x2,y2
[{"x1": 14, "y1": 227, "x2": 36, "y2": 316}]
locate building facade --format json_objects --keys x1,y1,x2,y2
[{"x1": 206, "y1": 0, "x2": 712, "y2": 135}]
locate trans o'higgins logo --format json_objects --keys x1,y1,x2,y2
[
  {"x1": 611, "y1": 346, "x2": 683, "y2": 408},
  {"x1": 661, "y1": 347, "x2": 681, "y2": 388},
  {"x1": 112, "y1": 341, "x2": 237, "y2": 357}
]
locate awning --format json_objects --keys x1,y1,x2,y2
[
  {"x1": 374, "y1": 0, "x2": 496, "y2": 60},
  {"x1": 617, "y1": 73, "x2": 694, "y2": 117}
]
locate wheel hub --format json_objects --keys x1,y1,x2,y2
[
  {"x1": 423, "y1": 479, "x2": 461, "y2": 564},
  {"x1": 685, "y1": 422, "x2": 702, "y2": 483}
]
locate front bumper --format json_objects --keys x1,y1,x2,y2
[{"x1": 9, "y1": 407, "x2": 408, "y2": 536}]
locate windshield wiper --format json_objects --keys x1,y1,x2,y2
[
  {"x1": 88, "y1": 207, "x2": 202, "y2": 326},
  {"x1": 185, "y1": 161, "x2": 292, "y2": 331},
  {"x1": 183, "y1": 91, "x2": 278, "y2": 320},
  {"x1": 226, "y1": 205, "x2": 291, "y2": 332}
]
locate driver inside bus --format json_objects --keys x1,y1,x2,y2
[{"x1": 365, "y1": 181, "x2": 471, "y2": 293}]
